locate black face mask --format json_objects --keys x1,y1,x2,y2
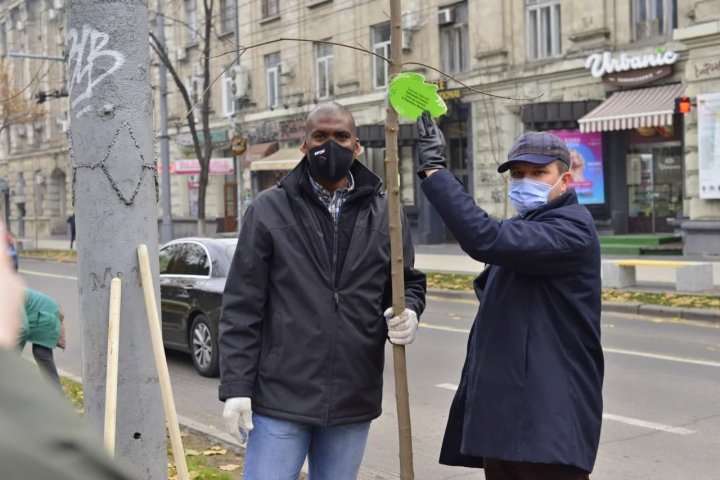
[{"x1": 307, "y1": 140, "x2": 354, "y2": 182}]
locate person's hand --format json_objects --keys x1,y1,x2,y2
[
  {"x1": 416, "y1": 112, "x2": 447, "y2": 178},
  {"x1": 0, "y1": 222, "x2": 25, "y2": 348},
  {"x1": 223, "y1": 397, "x2": 253, "y2": 445},
  {"x1": 384, "y1": 308, "x2": 419, "y2": 345}
]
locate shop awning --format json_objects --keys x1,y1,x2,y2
[
  {"x1": 244, "y1": 142, "x2": 278, "y2": 162},
  {"x1": 250, "y1": 148, "x2": 303, "y2": 171},
  {"x1": 578, "y1": 83, "x2": 685, "y2": 133}
]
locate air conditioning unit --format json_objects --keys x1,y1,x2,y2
[
  {"x1": 437, "y1": 7, "x2": 455, "y2": 26},
  {"x1": 48, "y1": 8, "x2": 58, "y2": 20},
  {"x1": 15, "y1": 20, "x2": 25, "y2": 31},
  {"x1": 402, "y1": 30, "x2": 412, "y2": 51},
  {"x1": 231, "y1": 65, "x2": 250, "y2": 99},
  {"x1": 176, "y1": 47, "x2": 187, "y2": 62},
  {"x1": 55, "y1": 33, "x2": 64, "y2": 46},
  {"x1": 56, "y1": 117, "x2": 69, "y2": 133},
  {"x1": 279, "y1": 61, "x2": 294, "y2": 77},
  {"x1": 52, "y1": 0, "x2": 64, "y2": 9},
  {"x1": 17, "y1": 125, "x2": 26, "y2": 137}
]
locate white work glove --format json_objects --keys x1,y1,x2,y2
[
  {"x1": 384, "y1": 308, "x2": 418, "y2": 345},
  {"x1": 223, "y1": 397, "x2": 253, "y2": 445}
]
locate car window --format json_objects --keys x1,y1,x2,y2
[
  {"x1": 159, "y1": 244, "x2": 182, "y2": 274},
  {"x1": 175, "y1": 243, "x2": 210, "y2": 276}
]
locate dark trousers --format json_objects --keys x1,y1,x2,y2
[
  {"x1": 484, "y1": 459, "x2": 590, "y2": 480},
  {"x1": 32, "y1": 344, "x2": 60, "y2": 386}
]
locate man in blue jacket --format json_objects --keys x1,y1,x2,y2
[
  {"x1": 219, "y1": 102, "x2": 426, "y2": 479},
  {"x1": 416, "y1": 113, "x2": 603, "y2": 479}
]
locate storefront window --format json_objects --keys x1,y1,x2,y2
[{"x1": 626, "y1": 144, "x2": 683, "y2": 233}]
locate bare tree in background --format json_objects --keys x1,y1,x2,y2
[
  {"x1": 150, "y1": 0, "x2": 216, "y2": 236},
  {"x1": 0, "y1": 60, "x2": 44, "y2": 136}
]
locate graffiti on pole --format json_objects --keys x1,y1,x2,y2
[{"x1": 67, "y1": 25, "x2": 125, "y2": 117}]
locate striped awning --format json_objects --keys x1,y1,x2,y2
[{"x1": 578, "y1": 84, "x2": 685, "y2": 133}]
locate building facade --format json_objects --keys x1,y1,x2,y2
[{"x1": 1, "y1": 0, "x2": 719, "y2": 252}]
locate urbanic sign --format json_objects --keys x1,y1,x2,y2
[{"x1": 585, "y1": 49, "x2": 678, "y2": 78}]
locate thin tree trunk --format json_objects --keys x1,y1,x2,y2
[{"x1": 385, "y1": 0, "x2": 414, "y2": 478}]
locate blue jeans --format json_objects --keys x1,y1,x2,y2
[{"x1": 243, "y1": 412, "x2": 371, "y2": 480}]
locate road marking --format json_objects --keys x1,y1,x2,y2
[
  {"x1": 421, "y1": 323, "x2": 470, "y2": 333},
  {"x1": 604, "y1": 347, "x2": 720, "y2": 368},
  {"x1": 435, "y1": 383, "x2": 458, "y2": 391},
  {"x1": 20, "y1": 270, "x2": 77, "y2": 281},
  {"x1": 422, "y1": 323, "x2": 720, "y2": 368},
  {"x1": 602, "y1": 413, "x2": 695, "y2": 435},
  {"x1": 434, "y1": 383, "x2": 695, "y2": 435}
]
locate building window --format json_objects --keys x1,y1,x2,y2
[
  {"x1": 315, "y1": 42, "x2": 334, "y2": 99},
  {"x1": 439, "y1": 2, "x2": 469, "y2": 74},
  {"x1": 265, "y1": 52, "x2": 281, "y2": 108},
  {"x1": 219, "y1": 0, "x2": 236, "y2": 34},
  {"x1": 262, "y1": 0, "x2": 279, "y2": 18},
  {"x1": 371, "y1": 22, "x2": 390, "y2": 89},
  {"x1": 185, "y1": 0, "x2": 198, "y2": 43},
  {"x1": 632, "y1": 0, "x2": 677, "y2": 40},
  {"x1": 526, "y1": 0, "x2": 561, "y2": 60},
  {"x1": 27, "y1": 0, "x2": 39, "y2": 23}
]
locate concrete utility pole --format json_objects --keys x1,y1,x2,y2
[
  {"x1": 157, "y1": 4, "x2": 174, "y2": 243},
  {"x1": 67, "y1": 1, "x2": 166, "y2": 478}
]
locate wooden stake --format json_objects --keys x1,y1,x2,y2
[
  {"x1": 104, "y1": 277, "x2": 122, "y2": 457},
  {"x1": 137, "y1": 244, "x2": 189, "y2": 480}
]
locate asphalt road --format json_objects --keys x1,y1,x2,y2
[{"x1": 19, "y1": 258, "x2": 720, "y2": 480}]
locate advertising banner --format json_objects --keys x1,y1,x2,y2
[
  {"x1": 547, "y1": 130, "x2": 605, "y2": 205},
  {"x1": 697, "y1": 93, "x2": 720, "y2": 199}
]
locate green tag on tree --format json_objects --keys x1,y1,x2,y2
[{"x1": 388, "y1": 72, "x2": 448, "y2": 120}]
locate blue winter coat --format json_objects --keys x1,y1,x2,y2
[{"x1": 422, "y1": 169, "x2": 603, "y2": 473}]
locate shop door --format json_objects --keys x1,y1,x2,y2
[
  {"x1": 223, "y1": 182, "x2": 237, "y2": 233},
  {"x1": 626, "y1": 145, "x2": 683, "y2": 233}
]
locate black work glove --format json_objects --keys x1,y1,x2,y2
[{"x1": 416, "y1": 112, "x2": 447, "y2": 179}]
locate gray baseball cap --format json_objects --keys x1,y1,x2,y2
[{"x1": 497, "y1": 131, "x2": 571, "y2": 173}]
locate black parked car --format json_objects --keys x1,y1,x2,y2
[{"x1": 159, "y1": 237, "x2": 237, "y2": 377}]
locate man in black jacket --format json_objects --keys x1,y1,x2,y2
[
  {"x1": 219, "y1": 102, "x2": 426, "y2": 479},
  {"x1": 416, "y1": 113, "x2": 603, "y2": 480}
]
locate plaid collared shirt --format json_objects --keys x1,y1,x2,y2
[{"x1": 307, "y1": 171, "x2": 355, "y2": 222}]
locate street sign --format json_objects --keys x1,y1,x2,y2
[{"x1": 231, "y1": 134, "x2": 247, "y2": 155}]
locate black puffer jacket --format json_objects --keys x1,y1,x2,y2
[{"x1": 219, "y1": 159, "x2": 426, "y2": 426}]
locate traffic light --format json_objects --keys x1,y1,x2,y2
[{"x1": 675, "y1": 96, "x2": 692, "y2": 114}]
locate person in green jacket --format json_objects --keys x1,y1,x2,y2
[{"x1": 18, "y1": 288, "x2": 65, "y2": 385}]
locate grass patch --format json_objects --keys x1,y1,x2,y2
[
  {"x1": 60, "y1": 376, "x2": 84, "y2": 410},
  {"x1": 60, "y1": 377, "x2": 249, "y2": 479},
  {"x1": 426, "y1": 271, "x2": 720, "y2": 311},
  {"x1": 20, "y1": 249, "x2": 77, "y2": 262},
  {"x1": 602, "y1": 289, "x2": 720, "y2": 310}
]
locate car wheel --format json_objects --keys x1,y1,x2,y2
[{"x1": 189, "y1": 314, "x2": 219, "y2": 377}]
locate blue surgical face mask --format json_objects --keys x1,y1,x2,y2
[{"x1": 508, "y1": 176, "x2": 564, "y2": 216}]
